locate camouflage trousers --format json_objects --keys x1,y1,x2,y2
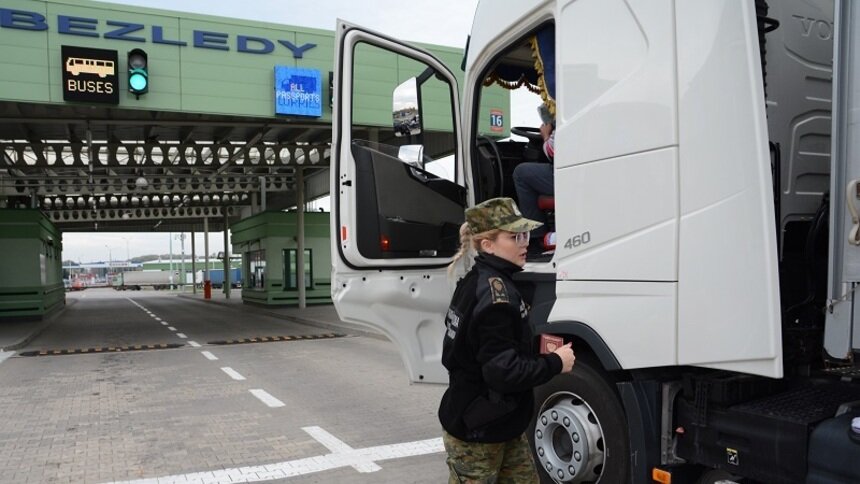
[{"x1": 442, "y1": 431, "x2": 539, "y2": 484}]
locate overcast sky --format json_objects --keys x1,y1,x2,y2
[{"x1": 64, "y1": 0, "x2": 539, "y2": 262}]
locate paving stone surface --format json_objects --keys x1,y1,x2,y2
[{"x1": 0, "y1": 289, "x2": 448, "y2": 483}]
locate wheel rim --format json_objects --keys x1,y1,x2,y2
[{"x1": 534, "y1": 392, "x2": 605, "y2": 483}]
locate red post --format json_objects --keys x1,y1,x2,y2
[{"x1": 204, "y1": 280, "x2": 212, "y2": 299}]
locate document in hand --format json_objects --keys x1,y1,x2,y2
[{"x1": 539, "y1": 334, "x2": 564, "y2": 354}]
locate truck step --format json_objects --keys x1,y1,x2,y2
[
  {"x1": 820, "y1": 365, "x2": 860, "y2": 380},
  {"x1": 731, "y1": 383, "x2": 860, "y2": 425}
]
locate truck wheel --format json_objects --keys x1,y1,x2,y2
[{"x1": 530, "y1": 357, "x2": 630, "y2": 483}]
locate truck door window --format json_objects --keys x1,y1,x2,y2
[
  {"x1": 347, "y1": 41, "x2": 465, "y2": 260},
  {"x1": 351, "y1": 42, "x2": 458, "y2": 184}
]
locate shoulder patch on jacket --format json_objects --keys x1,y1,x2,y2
[{"x1": 488, "y1": 277, "x2": 509, "y2": 304}]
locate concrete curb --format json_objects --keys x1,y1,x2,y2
[
  {"x1": 0, "y1": 298, "x2": 78, "y2": 352},
  {"x1": 175, "y1": 294, "x2": 387, "y2": 341}
]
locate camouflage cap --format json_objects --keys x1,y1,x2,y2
[{"x1": 465, "y1": 197, "x2": 543, "y2": 234}]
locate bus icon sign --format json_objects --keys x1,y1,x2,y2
[
  {"x1": 65, "y1": 57, "x2": 115, "y2": 78},
  {"x1": 61, "y1": 45, "x2": 119, "y2": 104}
]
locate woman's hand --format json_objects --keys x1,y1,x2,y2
[{"x1": 553, "y1": 342, "x2": 575, "y2": 373}]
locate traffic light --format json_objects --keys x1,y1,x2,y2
[{"x1": 127, "y1": 49, "x2": 148, "y2": 97}]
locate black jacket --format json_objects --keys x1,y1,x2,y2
[{"x1": 438, "y1": 253, "x2": 562, "y2": 442}]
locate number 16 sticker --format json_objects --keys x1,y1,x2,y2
[{"x1": 490, "y1": 109, "x2": 504, "y2": 132}]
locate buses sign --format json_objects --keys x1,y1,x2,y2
[{"x1": 61, "y1": 45, "x2": 119, "y2": 104}]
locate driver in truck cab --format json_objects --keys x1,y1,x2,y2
[
  {"x1": 513, "y1": 104, "x2": 555, "y2": 255},
  {"x1": 438, "y1": 197, "x2": 575, "y2": 482}
]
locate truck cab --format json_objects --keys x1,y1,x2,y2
[{"x1": 331, "y1": 1, "x2": 860, "y2": 482}]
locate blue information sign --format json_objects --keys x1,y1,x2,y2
[{"x1": 274, "y1": 66, "x2": 322, "y2": 117}]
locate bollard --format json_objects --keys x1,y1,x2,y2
[{"x1": 204, "y1": 280, "x2": 212, "y2": 299}]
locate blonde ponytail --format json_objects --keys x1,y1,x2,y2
[
  {"x1": 448, "y1": 222, "x2": 474, "y2": 277},
  {"x1": 447, "y1": 223, "x2": 502, "y2": 278}
]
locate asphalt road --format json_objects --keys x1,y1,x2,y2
[{"x1": 0, "y1": 288, "x2": 448, "y2": 483}]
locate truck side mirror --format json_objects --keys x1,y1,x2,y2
[
  {"x1": 398, "y1": 144, "x2": 425, "y2": 171},
  {"x1": 393, "y1": 77, "x2": 422, "y2": 137}
]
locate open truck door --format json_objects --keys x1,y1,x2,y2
[{"x1": 331, "y1": 21, "x2": 465, "y2": 383}]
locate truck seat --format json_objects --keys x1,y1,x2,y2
[{"x1": 537, "y1": 195, "x2": 554, "y2": 211}]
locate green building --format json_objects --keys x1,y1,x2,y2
[
  {"x1": 231, "y1": 211, "x2": 330, "y2": 306},
  {"x1": 0, "y1": 210, "x2": 64, "y2": 318}
]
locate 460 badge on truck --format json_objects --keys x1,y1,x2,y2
[{"x1": 562, "y1": 231, "x2": 591, "y2": 250}]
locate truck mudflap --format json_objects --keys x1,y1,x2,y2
[{"x1": 617, "y1": 380, "x2": 661, "y2": 484}]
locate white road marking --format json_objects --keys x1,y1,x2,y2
[
  {"x1": 176, "y1": 333, "x2": 187, "y2": 339},
  {"x1": 201, "y1": 351, "x2": 218, "y2": 361},
  {"x1": 303, "y1": 426, "x2": 381, "y2": 472},
  {"x1": 161, "y1": 322, "x2": 168, "y2": 326},
  {"x1": 221, "y1": 367, "x2": 246, "y2": 380},
  {"x1": 249, "y1": 388, "x2": 284, "y2": 408},
  {"x1": 188, "y1": 341, "x2": 201, "y2": 348},
  {"x1": 154, "y1": 317, "x2": 161, "y2": 321},
  {"x1": 105, "y1": 434, "x2": 444, "y2": 483},
  {"x1": 0, "y1": 351, "x2": 15, "y2": 365},
  {"x1": 167, "y1": 326, "x2": 177, "y2": 331}
]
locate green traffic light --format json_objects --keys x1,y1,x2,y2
[
  {"x1": 127, "y1": 48, "x2": 148, "y2": 96},
  {"x1": 129, "y1": 70, "x2": 148, "y2": 92}
]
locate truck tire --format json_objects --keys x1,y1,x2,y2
[{"x1": 530, "y1": 357, "x2": 630, "y2": 483}]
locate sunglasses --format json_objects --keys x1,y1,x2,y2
[{"x1": 510, "y1": 231, "x2": 530, "y2": 246}]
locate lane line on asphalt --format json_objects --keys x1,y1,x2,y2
[
  {"x1": 176, "y1": 333, "x2": 188, "y2": 339},
  {"x1": 249, "y1": 389, "x2": 284, "y2": 408},
  {"x1": 161, "y1": 322, "x2": 168, "y2": 326},
  {"x1": 303, "y1": 426, "x2": 381, "y2": 472},
  {"x1": 188, "y1": 341, "x2": 201, "y2": 348},
  {"x1": 201, "y1": 351, "x2": 218, "y2": 360},
  {"x1": 167, "y1": 326, "x2": 177, "y2": 331},
  {"x1": 0, "y1": 350, "x2": 15, "y2": 365},
  {"x1": 221, "y1": 367, "x2": 246, "y2": 380},
  {"x1": 105, "y1": 434, "x2": 444, "y2": 483}
]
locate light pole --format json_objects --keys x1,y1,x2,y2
[
  {"x1": 122, "y1": 237, "x2": 130, "y2": 262},
  {"x1": 170, "y1": 232, "x2": 185, "y2": 291},
  {"x1": 179, "y1": 232, "x2": 185, "y2": 292},
  {"x1": 105, "y1": 244, "x2": 112, "y2": 282},
  {"x1": 169, "y1": 232, "x2": 174, "y2": 288}
]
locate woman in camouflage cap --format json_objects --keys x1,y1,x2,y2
[{"x1": 439, "y1": 197, "x2": 575, "y2": 483}]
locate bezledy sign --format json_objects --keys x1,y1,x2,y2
[
  {"x1": 0, "y1": 9, "x2": 316, "y2": 58},
  {"x1": 61, "y1": 45, "x2": 119, "y2": 104}
]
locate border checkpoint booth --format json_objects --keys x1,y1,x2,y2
[{"x1": 231, "y1": 211, "x2": 331, "y2": 306}]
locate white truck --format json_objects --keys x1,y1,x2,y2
[
  {"x1": 331, "y1": 0, "x2": 859, "y2": 482},
  {"x1": 115, "y1": 271, "x2": 179, "y2": 291}
]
